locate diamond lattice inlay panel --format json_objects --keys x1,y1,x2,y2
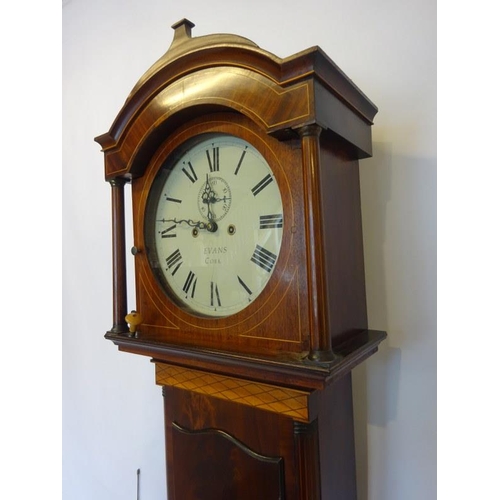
[{"x1": 155, "y1": 363, "x2": 312, "y2": 422}]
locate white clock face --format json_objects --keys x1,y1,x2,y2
[{"x1": 145, "y1": 134, "x2": 284, "y2": 318}]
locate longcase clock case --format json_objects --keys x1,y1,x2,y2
[{"x1": 95, "y1": 19, "x2": 386, "y2": 500}]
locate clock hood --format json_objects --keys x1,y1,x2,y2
[{"x1": 95, "y1": 18, "x2": 378, "y2": 180}]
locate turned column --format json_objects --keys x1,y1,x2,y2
[
  {"x1": 108, "y1": 177, "x2": 129, "y2": 334},
  {"x1": 299, "y1": 125, "x2": 334, "y2": 362}
]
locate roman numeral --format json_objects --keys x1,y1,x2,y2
[
  {"x1": 182, "y1": 162, "x2": 198, "y2": 183},
  {"x1": 210, "y1": 281, "x2": 222, "y2": 307},
  {"x1": 234, "y1": 149, "x2": 247, "y2": 175},
  {"x1": 206, "y1": 147, "x2": 219, "y2": 172},
  {"x1": 165, "y1": 196, "x2": 182, "y2": 204},
  {"x1": 251, "y1": 245, "x2": 277, "y2": 273},
  {"x1": 259, "y1": 214, "x2": 283, "y2": 229},
  {"x1": 182, "y1": 271, "x2": 197, "y2": 298},
  {"x1": 165, "y1": 249, "x2": 182, "y2": 275},
  {"x1": 160, "y1": 224, "x2": 176, "y2": 238},
  {"x1": 251, "y1": 174, "x2": 273, "y2": 196},
  {"x1": 237, "y1": 276, "x2": 252, "y2": 296}
]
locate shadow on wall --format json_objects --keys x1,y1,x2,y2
[
  {"x1": 352, "y1": 137, "x2": 436, "y2": 499},
  {"x1": 353, "y1": 344, "x2": 402, "y2": 500},
  {"x1": 352, "y1": 140, "x2": 402, "y2": 500}
]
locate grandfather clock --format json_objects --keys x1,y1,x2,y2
[{"x1": 95, "y1": 19, "x2": 386, "y2": 499}]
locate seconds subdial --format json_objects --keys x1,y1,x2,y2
[{"x1": 198, "y1": 175, "x2": 232, "y2": 222}]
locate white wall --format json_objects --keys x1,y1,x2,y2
[{"x1": 62, "y1": 0, "x2": 436, "y2": 499}]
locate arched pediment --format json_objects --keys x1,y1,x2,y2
[{"x1": 95, "y1": 19, "x2": 378, "y2": 180}]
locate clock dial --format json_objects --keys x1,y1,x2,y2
[{"x1": 145, "y1": 134, "x2": 284, "y2": 318}]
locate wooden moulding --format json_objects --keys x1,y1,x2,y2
[{"x1": 105, "y1": 328, "x2": 386, "y2": 391}]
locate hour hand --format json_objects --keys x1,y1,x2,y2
[
  {"x1": 211, "y1": 195, "x2": 232, "y2": 203},
  {"x1": 157, "y1": 217, "x2": 217, "y2": 233},
  {"x1": 201, "y1": 174, "x2": 217, "y2": 221}
]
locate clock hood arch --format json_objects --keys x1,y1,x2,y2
[
  {"x1": 95, "y1": 19, "x2": 378, "y2": 181},
  {"x1": 97, "y1": 67, "x2": 313, "y2": 180}
]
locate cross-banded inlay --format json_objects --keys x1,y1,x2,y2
[{"x1": 155, "y1": 363, "x2": 312, "y2": 422}]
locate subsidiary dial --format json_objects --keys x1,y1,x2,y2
[{"x1": 198, "y1": 174, "x2": 232, "y2": 223}]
